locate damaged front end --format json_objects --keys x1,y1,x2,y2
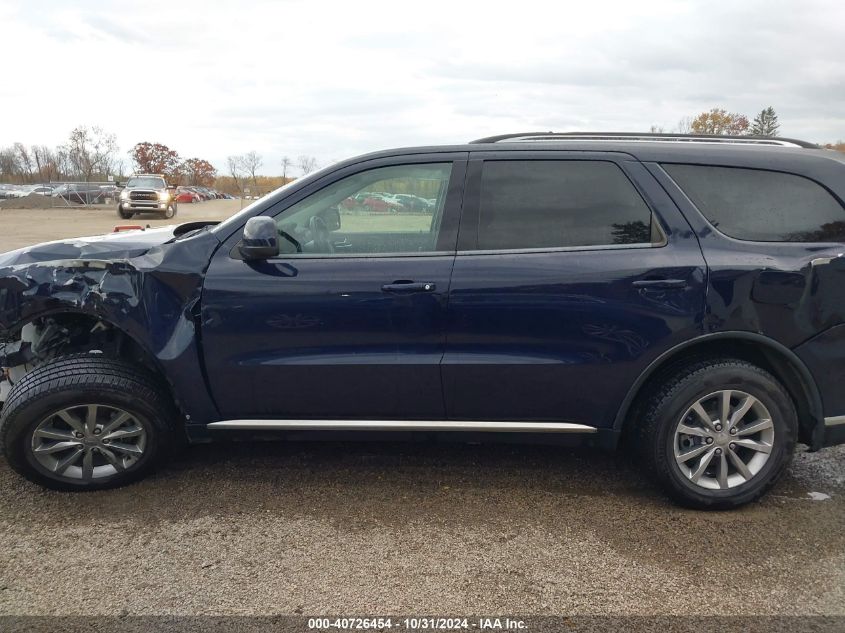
[{"x1": 0, "y1": 226, "x2": 222, "y2": 424}]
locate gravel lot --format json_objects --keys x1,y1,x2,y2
[
  {"x1": 0, "y1": 442, "x2": 842, "y2": 617},
  {"x1": 0, "y1": 204, "x2": 843, "y2": 618},
  {"x1": 0, "y1": 199, "x2": 245, "y2": 252}
]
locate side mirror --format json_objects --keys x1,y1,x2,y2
[{"x1": 239, "y1": 216, "x2": 279, "y2": 260}]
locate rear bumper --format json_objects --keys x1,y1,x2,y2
[{"x1": 824, "y1": 416, "x2": 845, "y2": 447}]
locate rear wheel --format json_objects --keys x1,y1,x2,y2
[
  {"x1": 636, "y1": 359, "x2": 797, "y2": 509},
  {"x1": 0, "y1": 355, "x2": 176, "y2": 491}
]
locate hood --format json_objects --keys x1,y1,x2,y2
[{"x1": 0, "y1": 225, "x2": 186, "y2": 268}]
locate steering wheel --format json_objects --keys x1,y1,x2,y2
[{"x1": 308, "y1": 215, "x2": 333, "y2": 254}]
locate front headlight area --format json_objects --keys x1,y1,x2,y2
[
  {"x1": 119, "y1": 190, "x2": 129, "y2": 200},
  {"x1": 158, "y1": 191, "x2": 170, "y2": 201}
]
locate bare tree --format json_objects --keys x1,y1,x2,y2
[
  {"x1": 280, "y1": 155, "x2": 292, "y2": 181},
  {"x1": 227, "y1": 155, "x2": 245, "y2": 195},
  {"x1": 297, "y1": 155, "x2": 318, "y2": 175},
  {"x1": 31, "y1": 145, "x2": 58, "y2": 182},
  {"x1": 649, "y1": 125, "x2": 665, "y2": 134},
  {"x1": 0, "y1": 146, "x2": 20, "y2": 181},
  {"x1": 675, "y1": 117, "x2": 694, "y2": 134},
  {"x1": 14, "y1": 143, "x2": 34, "y2": 182},
  {"x1": 241, "y1": 150, "x2": 263, "y2": 190},
  {"x1": 62, "y1": 125, "x2": 118, "y2": 181}
]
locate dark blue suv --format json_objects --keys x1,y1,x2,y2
[{"x1": 1, "y1": 132, "x2": 844, "y2": 508}]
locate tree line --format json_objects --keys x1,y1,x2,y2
[
  {"x1": 225, "y1": 152, "x2": 319, "y2": 195},
  {"x1": 1, "y1": 112, "x2": 842, "y2": 189},
  {"x1": 0, "y1": 126, "x2": 120, "y2": 185},
  {"x1": 0, "y1": 126, "x2": 221, "y2": 187}
]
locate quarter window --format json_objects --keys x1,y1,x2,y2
[
  {"x1": 274, "y1": 163, "x2": 452, "y2": 255},
  {"x1": 663, "y1": 164, "x2": 845, "y2": 242},
  {"x1": 473, "y1": 160, "x2": 658, "y2": 251}
]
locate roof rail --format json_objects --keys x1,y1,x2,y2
[{"x1": 469, "y1": 132, "x2": 819, "y2": 149}]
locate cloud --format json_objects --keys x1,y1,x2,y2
[{"x1": 0, "y1": 0, "x2": 843, "y2": 176}]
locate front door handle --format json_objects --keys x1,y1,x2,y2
[
  {"x1": 381, "y1": 281, "x2": 437, "y2": 293},
  {"x1": 632, "y1": 278, "x2": 688, "y2": 289}
]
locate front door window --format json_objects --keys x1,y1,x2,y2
[{"x1": 273, "y1": 163, "x2": 453, "y2": 256}]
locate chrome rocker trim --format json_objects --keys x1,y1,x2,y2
[{"x1": 207, "y1": 420, "x2": 598, "y2": 433}]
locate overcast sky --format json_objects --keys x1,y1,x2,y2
[{"x1": 1, "y1": 0, "x2": 843, "y2": 175}]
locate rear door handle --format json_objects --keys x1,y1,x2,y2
[
  {"x1": 381, "y1": 281, "x2": 437, "y2": 293},
  {"x1": 632, "y1": 279, "x2": 688, "y2": 289}
]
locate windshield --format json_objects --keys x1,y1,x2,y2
[{"x1": 126, "y1": 177, "x2": 166, "y2": 189}]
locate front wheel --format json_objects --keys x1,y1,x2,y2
[
  {"x1": 0, "y1": 355, "x2": 177, "y2": 491},
  {"x1": 117, "y1": 207, "x2": 134, "y2": 219},
  {"x1": 162, "y1": 204, "x2": 177, "y2": 219},
  {"x1": 637, "y1": 359, "x2": 797, "y2": 509}
]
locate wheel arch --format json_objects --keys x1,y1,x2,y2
[
  {"x1": 1, "y1": 309, "x2": 183, "y2": 421},
  {"x1": 615, "y1": 331, "x2": 825, "y2": 449}
]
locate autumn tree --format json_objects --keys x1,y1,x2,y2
[
  {"x1": 181, "y1": 158, "x2": 217, "y2": 186},
  {"x1": 690, "y1": 108, "x2": 750, "y2": 136},
  {"x1": 63, "y1": 125, "x2": 118, "y2": 181},
  {"x1": 130, "y1": 142, "x2": 182, "y2": 180},
  {"x1": 751, "y1": 107, "x2": 780, "y2": 136},
  {"x1": 297, "y1": 155, "x2": 318, "y2": 175}
]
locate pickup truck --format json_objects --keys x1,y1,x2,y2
[
  {"x1": 1, "y1": 132, "x2": 844, "y2": 509},
  {"x1": 117, "y1": 174, "x2": 178, "y2": 219}
]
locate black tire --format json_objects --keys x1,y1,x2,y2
[
  {"x1": 0, "y1": 354, "x2": 177, "y2": 491},
  {"x1": 162, "y1": 203, "x2": 177, "y2": 219},
  {"x1": 636, "y1": 359, "x2": 797, "y2": 510},
  {"x1": 117, "y1": 207, "x2": 135, "y2": 220}
]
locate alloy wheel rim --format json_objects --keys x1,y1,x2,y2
[
  {"x1": 673, "y1": 390, "x2": 775, "y2": 490},
  {"x1": 30, "y1": 404, "x2": 147, "y2": 481}
]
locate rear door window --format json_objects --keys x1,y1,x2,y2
[
  {"x1": 663, "y1": 164, "x2": 845, "y2": 242},
  {"x1": 472, "y1": 160, "x2": 660, "y2": 251}
]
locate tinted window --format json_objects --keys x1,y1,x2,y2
[
  {"x1": 664, "y1": 164, "x2": 845, "y2": 242},
  {"x1": 274, "y1": 163, "x2": 452, "y2": 255},
  {"x1": 475, "y1": 160, "x2": 656, "y2": 251}
]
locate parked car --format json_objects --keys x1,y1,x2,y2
[
  {"x1": 361, "y1": 196, "x2": 401, "y2": 213},
  {"x1": 6, "y1": 184, "x2": 53, "y2": 198},
  {"x1": 1, "y1": 132, "x2": 844, "y2": 509},
  {"x1": 51, "y1": 183, "x2": 107, "y2": 205},
  {"x1": 394, "y1": 193, "x2": 434, "y2": 212},
  {"x1": 175, "y1": 187, "x2": 201, "y2": 203}
]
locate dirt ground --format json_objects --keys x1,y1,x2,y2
[
  {"x1": 0, "y1": 203, "x2": 843, "y2": 619},
  {"x1": 0, "y1": 199, "x2": 245, "y2": 252}
]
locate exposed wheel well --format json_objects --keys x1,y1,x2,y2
[
  {"x1": 1, "y1": 312, "x2": 173, "y2": 412},
  {"x1": 618, "y1": 335, "x2": 823, "y2": 448}
]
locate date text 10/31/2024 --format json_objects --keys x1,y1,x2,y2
[{"x1": 307, "y1": 617, "x2": 527, "y2": 630}]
